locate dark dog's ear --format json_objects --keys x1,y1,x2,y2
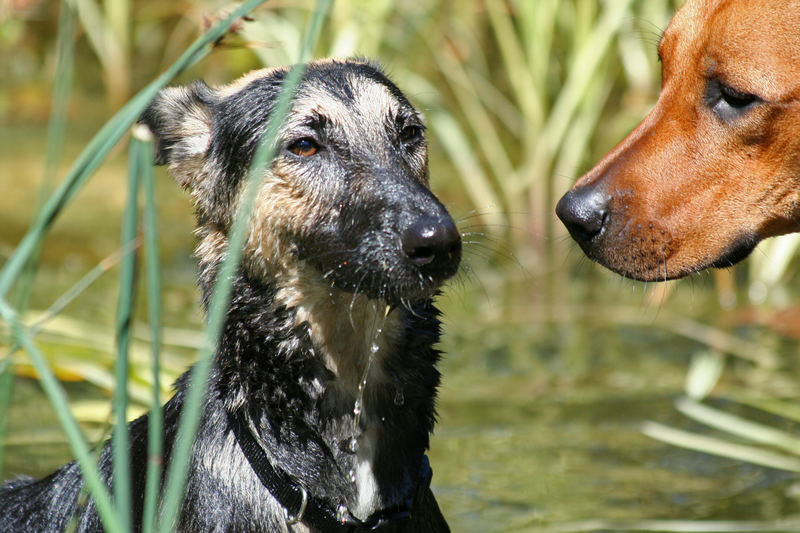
[{"x1": 138, "y1": 82, "x2": 218, "y2": 189}]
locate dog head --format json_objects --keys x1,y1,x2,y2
[
  {"x1": 556, "y1": 0, "x2": 800, "y2": 281},
  {"x1": 140, "y1": 59, "x2": 461, "y2": 305}
]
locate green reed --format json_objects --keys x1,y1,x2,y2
[
  {"x1": 137, "y1": 125, "x2": 162, "y2": 533},
  {"x1": 112, "y1": 121, "x2": 142, "y2": 532}
]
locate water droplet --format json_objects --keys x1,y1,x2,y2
[
  {"x1": 348, "y1": 468, "x2": 356, "y2": 482},
  {"x1": 348, "y1": 437, "x2": 358, "y2": 453},
  {"x1": 336, "y1": 505, "x2": 348, "y2": 523},
  {"x1": 353, "y1": 400, "x2": 362, "y2": 416},
  {"x1": 394, "y1": 387, "x2": 405, "y2": 406},
  {"x1": 370, "y1": 342, "x2": 379, "y2": 354}
]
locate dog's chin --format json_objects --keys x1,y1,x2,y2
[
  {"x1": 590, "y1": 232, "x2": 761, "y2": 282},
  {"x1": 706, "y1": 233, "x2": 760, "y2": 270},
  {"x1": 317, "y1": 263, "x2": 447, "y2": 306},
  {"x1": 307, "y1": 248, "x2": 458, "y2": 305}
]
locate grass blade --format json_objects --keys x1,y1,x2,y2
[
  {"x1": 14, "y1": 0, "x2": 77, "y2": 314},
  {"x1": 428, "y1": 110, "x2": 505, "y2": 229},
  {"x1": 22, "y1": 244, "x2": 137, "y2": 342},
  {"x1": 642, "y1": 420, "x2": 800, "y2": 472},
  {"x1": 111, "y1": 127, "x2": 142, "y2": 532},
  {"x1": 135, "y1": 124, "x2": 163, "y2": 533},
  {"x1": 674, "y1": 397, "x2": 800, "y2": 456},
  {"x1": 484, "y1": 0, "x2": 539, "y2": 129},
  {"x1": 684, "y1": 350, "x2": 725, "y2": 400}
]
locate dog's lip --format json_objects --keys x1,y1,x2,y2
[
  {"x1": 706, "y1": 232, "x2": 760, "y2": 269},
  {"x1": 386, "y1": 273, "x2": 453, "y2": 303},
  {"x1": 321, "y1": 261, "x2": 454, "y2": 303},
  {"x1": 314, "y1": 239, "x2": 460, "y2": 302},
  {"x1": 585, "y1": 232, "x2": 761, "y2": 282}
]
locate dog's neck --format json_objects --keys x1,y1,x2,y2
[
  {"x1": 196, "y1": 229, "x2": 404, "y2": 395},
  {"x1": 269, "y1": 260, "x2": 404, "y2": 395},
  {"x1": 194, "y1": 234, "x2": 442, "y2": 520}
]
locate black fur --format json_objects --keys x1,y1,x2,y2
[{"x1": 1, "y1": 59, "x2": 457, "y2": 532}]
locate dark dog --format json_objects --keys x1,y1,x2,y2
[
  {"x1": 1, "y1": 59, "x2": 459, "y2": 532},
  {"x1": 556, "y1": 0, "x2": 800, "y2": 281}
]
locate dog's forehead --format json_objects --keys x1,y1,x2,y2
[
  {"x1": 663, "y1": 0, "x2": 800, "y2": 100},
  {"x1": 216, "y1": 62, "x2": 419, "y2": 137},
  {"x1": 294, "y1": 67, "x2": 416, "y2": 127},
  {"x1": 709, "y1": 0, "x2": 800, "y2": 99},
  {"x1": 660, "y1": 0, "x2": 711, "y2": 48}
]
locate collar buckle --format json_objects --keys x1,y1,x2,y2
[{"x1": 283, "y1": 484, "x2": 308, "y2": 525}]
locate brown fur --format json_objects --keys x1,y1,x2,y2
[{"x1": 556, "y1": 0, "x2": 800, "y2": 281}]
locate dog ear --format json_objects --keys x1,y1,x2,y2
[{"x1": 138, "y1": 82, "x2": 218, "y2": 190}]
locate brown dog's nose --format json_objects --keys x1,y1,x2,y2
[
  {"x1": 402, "y1": 217, "x2": 461, "y2": 277},
  {"x1": 556, "y1": 186, "x2": 610, "y2": 246}
]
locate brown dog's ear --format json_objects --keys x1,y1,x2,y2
[{"x1": 138, "y1": 82, "x2": 218, "y2": 189}]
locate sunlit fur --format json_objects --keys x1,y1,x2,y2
[{"x1": 557, "y1": 0, "x2": 800, "y2": 281}]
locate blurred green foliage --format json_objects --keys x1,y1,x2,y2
[{"x1": 3, "y1": 0, "x2": 678, "y2": 243}]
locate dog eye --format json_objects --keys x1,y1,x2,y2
[
  {"x1": 720, "y1": 84, "x2": 758, "y2": 109},
  {"x1": 400, "y1": 125, "x2": 423, "y2": 143},
  {"x1": 287, "y1": 138, "x2": 319, "y2": 157},
  {"x1": 706, "y1": 79, "x2": 760, "y2": 122}
]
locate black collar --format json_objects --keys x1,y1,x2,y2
[{"x1": 229, "y1": 410, "x2": 433, "y2": 532}]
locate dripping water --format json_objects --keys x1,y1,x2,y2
[{"x1": 350, "y1": 304, "x2": 391, "y2": 455}]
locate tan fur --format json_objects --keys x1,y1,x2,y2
[
  {"x1": 216, "y1": 66, "x2": 285, "y2": 98},
  {"x1": 240, "y1": 174, "x2": 401, "y2": 393},
  {"x1": 156, "y1": 87, "x2": 215, "y2": 190},
  {"x1": 277, "y1": 274, "x2": 402, "y2": 393},
  {"x1": 559, "y1": 0, "x2": 800, "y2": 280},
  {"x1": 198, "y1": 205, "x2": 401, "y2": 398}
]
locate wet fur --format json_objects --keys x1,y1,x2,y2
[{"x1": 0, "y1": 59, "x2": 456, "y2": 532}]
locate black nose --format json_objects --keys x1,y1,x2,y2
[
  {"x1": 402, "y1": 217, "x2": 462, "y2": 277},
  {"x1": 555, "y1": 186, "x2": 610, "y2": 245}
]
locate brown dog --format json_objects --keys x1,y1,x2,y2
[{"x1": 556, "y1": 0, "x2": 800, "y2": 281}]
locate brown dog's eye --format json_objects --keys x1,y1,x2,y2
[
  {"x1": 705, "y1": 78, "x2": 760, "y2": 122},
  {"x1": 288, "y1": 138, "x2": 319, "y2": 157},
  {"x1": 720, "y1": 84, "x2": 758, "y2": 109}
]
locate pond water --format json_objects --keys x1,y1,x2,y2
[
  {"x1": 2, "y1": 126, "x2": 800, "y2": 531},
  {"x1": 5, "y1": 276, "x2": 800, "y2": 531}
]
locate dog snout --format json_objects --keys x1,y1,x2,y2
[
  {"x1": 556, "y1": 186, "x2": 610, "y2": 247},
  {"x1": 401, "y1": 216, "x2": 461, "y2": 278}
]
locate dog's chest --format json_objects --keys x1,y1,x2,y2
[{"x1": 351, "y1": 426, "x2": 381, "y2": 518}]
